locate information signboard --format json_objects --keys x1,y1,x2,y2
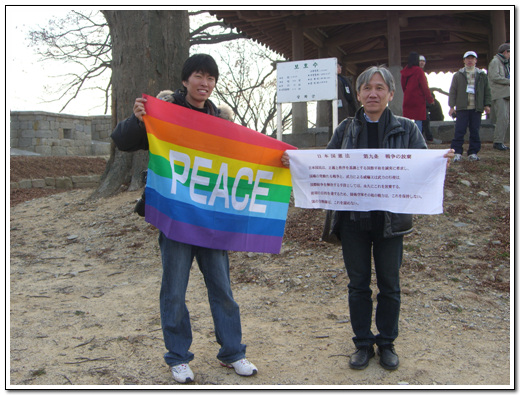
[{"x1": 276, "y1": 58, "x2": 337, "y2": 103}]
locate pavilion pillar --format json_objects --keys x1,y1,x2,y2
[
  {"x1": 386, "y1": 11, "x2": 402, "y2": 116},
  {"x1": 316, "y1": 46, "x2": 331, "y2": 131},
  {"x1": 291, "y1": 23, "x2": 308, "y2": 133},
  {"x1": 489, "y1": 10, "x2": 507, "y2": 123},
  {"x1": 491, "y1": 10, "x2": 507, "y2": 53}
]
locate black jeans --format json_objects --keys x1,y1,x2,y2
[
  {"x1": 339, "y1": 218, "x2": 403, "y2": 348},
  {"x1": 423, "y1": 108, "x2": 433, "y2": 141}
]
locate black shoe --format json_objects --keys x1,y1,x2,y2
[
  {"x1": 349, "y1": 346, "x2": 375, "y2": 370},
  {"x1": 377, "y1": 345, "x2": 399, "y2": 370},
  {"x1": 493, "y1": 143, "x2": 509, "y2": 151}
]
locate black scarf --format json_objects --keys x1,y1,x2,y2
[{"x1": 346, "y1": 109, "x2": 390, "y2": 229}]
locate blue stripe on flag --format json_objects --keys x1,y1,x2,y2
[
  {"x1": 145, "y1": 187, "x2": 287, "y2": 237},
  {"x1": 146, "y1": 169, "x2": 289, "y2": 221}
]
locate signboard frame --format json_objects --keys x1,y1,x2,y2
[{"x1": 276, "y1": 57, "x2": 338, "y2": 140}]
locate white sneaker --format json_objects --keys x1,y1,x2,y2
[
  {"x1": 453, "y1": 153, "x2": 462, "y2": 162},
  {"x1": 220, "y1": 358, "x2": 258, "y2": 376},
  {"x1": 170, "y1": 363, "x2": 194, "y2": 383},
  {"x1": 468, "y1": 154, "x2": 480, "y2": 161}
]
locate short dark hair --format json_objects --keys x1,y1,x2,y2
[
  {"x1": 407, "y1": 52, "x2": 420, "y2": 67},
  {"x1": 181, "y1": 54, "x2": 219, "y2": 84}
]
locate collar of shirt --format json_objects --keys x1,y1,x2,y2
[{"x1": 363, "y1": 112, "x2": 379, "y2": 123}]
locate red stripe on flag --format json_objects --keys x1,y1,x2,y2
[{"x1": 142, "y1": 94, "x2": 295, "y2": 152}]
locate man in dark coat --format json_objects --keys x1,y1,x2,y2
[
  {"x1": 111, "y1": 54, "x2": 258, "y2": 384},
  {"x1": 282, "y1": 66, "x2": 453, "y2": 372}
]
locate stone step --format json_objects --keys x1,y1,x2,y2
[
  {"x1": 11, "y1": 174, "x2": 101, "y2": 190},
  {"x1": 282, "y1": 120, "x2": 503, "y2": 148}
]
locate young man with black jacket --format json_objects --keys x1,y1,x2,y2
[{"x1": 111, "y1": 54, "x2": 257, "y2": 384}]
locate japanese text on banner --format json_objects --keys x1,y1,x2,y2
[{"x1": 287, "y1": 149, "x2": 449, "y2": 215}]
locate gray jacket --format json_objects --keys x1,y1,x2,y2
[
  {"x1": 326, "y1": 107, "x2": 427, "y2": 239},
  {"x1": 488, "y1": 54, "x2": 510, "y2": 100}
]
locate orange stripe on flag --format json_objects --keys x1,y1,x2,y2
[{"x1": 145, "y1": 116, "x2": 287, "y2": 168}]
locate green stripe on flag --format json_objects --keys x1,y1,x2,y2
[{"x1": 148, "y1": 152, "x2": 291, "y2": 202}]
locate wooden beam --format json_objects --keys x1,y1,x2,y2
[
  {"x1": 324, "y1": 15, "x2": 489, "y2": 49},
  {"x1": 326, "y1": 24, "x2": 386, "y2": 47},
  {"x1": 234, "y1": 10, "x2": 296, "y2": 23},
  {"x1": 346, "y1": 41, "x2": 489, "y2": 64},
  {"x1": 403, "y1": 16, "x2": 490, "y2": 35},
  {"x1": 303, "y1": 28, "x2": 325, "y2": 48},
  {"x1": 298, "y1": 11, "x2": 389, "y2": 28},
  {"x1": 297, "y1": 9, "x2": 475, "y2": 29}
]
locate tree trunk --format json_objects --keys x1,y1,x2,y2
[{"x1": 91, "y1": 10, "x2": 189, "y2": 199}]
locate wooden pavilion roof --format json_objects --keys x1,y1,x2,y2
[{"x1": 210, "y1": 9, "x2": 511, "y2": 75}]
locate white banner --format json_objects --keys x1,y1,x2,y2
[{"x1": 287, "y1": 149, "x2": 449, "y2": 215}]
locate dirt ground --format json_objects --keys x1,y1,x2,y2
[{"x1": 9, "y1": 144, "x2": 512, "y2": 388}]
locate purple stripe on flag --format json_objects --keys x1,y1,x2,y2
[{"x1": 146, "y1": 205, "x2": 283, "y2": 254}]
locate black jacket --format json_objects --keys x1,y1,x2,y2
[
  {"x1": 327, "y1": 107, "x2": 427, "y2": 239},
  {"x1": 111, "y1": 89, "x2": 221, "y2": 152},
  {"x1": 111, "y1": 89, "x2": 222, "y2": 217}
]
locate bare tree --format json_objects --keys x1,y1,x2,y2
[
  {"x1": 91, "y1": 10, "x2": 190, "y2": 199},
  {"x1": 28, "y1": 9, "x2": 244, "y2": 115},
  {"x1": 206, "y1": 39, "x2": 292, "y2": 136},
  {"x1": 28, "y1": 10, "x2": 112, "y2": 114},
  {"x1": 28, "y1": 10, "x2": 290, "y2": 199},
  {"x1": 189, "y1": 11, "x2": 245, "y2": 46}
]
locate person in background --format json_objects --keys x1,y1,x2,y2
[
  {"x1": 488, "y1": 43, "x2": 510, "y2": 151},
  {"x1": 111, "y1": 54, "x2": 258, "y2": 384},
  {"x1": 448, "y1": 51, "x2": 492, "y2": 162},
  {"x1": 337, "y1": 63, "x2": 359, "y2": 122},
  {"x1": 428, "y1": 91, "x2": 445, "y2": 122},
  {"x1": 283, "y1": 66, "x2": 453, "y2": 372},
  {"x1": 419, "y1": 55, "x2": 426, "y2": 70},
  {"x1": 400, "y1": 52, "x2": 434, "y2": 137},
  {"x1": 418, "y1": 55, "x2": 434, "y2": 142}
]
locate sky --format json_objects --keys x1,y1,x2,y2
[
  {"x1": 7, "y1": 6, "x2": 110, "y2": 116},
  {"x1": 6, "y1": 6, "x2": 457, "y2": 120}
]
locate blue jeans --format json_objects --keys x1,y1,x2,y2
[
  {"x1": 159, "y1": 232, "x2": 246, "y2": 366},
  {"x1": 450, "y1": 109, "x2": 482, "y2": 155},
  {"x1": 414, "y1": 120, "x2": 423, "y2": 132},
  {"x1": 339, "y1": 219, "x2": 403, "y2": 348}
]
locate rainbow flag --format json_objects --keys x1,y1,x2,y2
[{"x1": 142, "y1": 94, "x2": 295, "y2": 254}]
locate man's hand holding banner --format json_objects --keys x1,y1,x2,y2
[{"x1": 140, "y1": 93, "x2": 448, "y2": 255}]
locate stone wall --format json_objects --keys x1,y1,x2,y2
[
  {"x1": 282, "y1": 120, "x2": 498, "y2": 148},
  {"x1": 430, "y1": 119, "x2": 499, "y2": 144},
  {"x1": 10, "y1": 174, "x2": 101, "y2": 191},
  {"x1": 91, "y1": 116, "x2": 112, "y2": 142},
  {"x1": 11, "y1": 110, "x2": 500, "y2": 153},
  {"x1": 10, "y1": 111, "x2": 112, "y2": 156},
  {"x1": 282, "y1": 127, "x2": 331, "y2": 148}
]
